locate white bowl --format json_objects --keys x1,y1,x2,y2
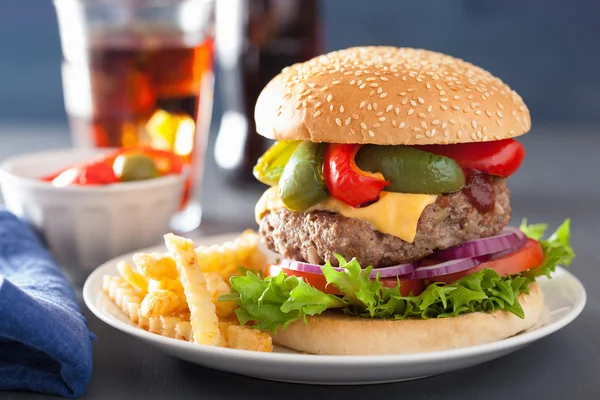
[{"x1": 0, "y1": 148, "x2": 185, "y2": 282}]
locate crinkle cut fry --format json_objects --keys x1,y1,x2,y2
[{"x1": 102, "y1": 275, "x2": 193, "y2": 342}]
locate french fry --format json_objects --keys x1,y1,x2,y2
[
  {"x1": 225, "y1": 324, "x2": 273, "y2": 352},
  {"x1": 195, "y1": 230, "x2": 264, "y2": 280},
  {"x1": 103, "y1": 276, "x2": 193, "y2": 341},
  {"x1": 132, "y1": 252, "x2": 178, "y2": 280},
  {"x1": 116, "y1": 261, "x2": 148, "y2": 294},
  {"x1": 147, "y1": 277, "x2": 184, "y2": 294},
  {"x1": 164, "y1": 233, "x2": 221, "y2": 346},
  {"x1": 205, "y1": 272, "x2": 238, "y2": 318},
  {"x1": 141, "y1": 289, "x2": 181, "y2": 318}
]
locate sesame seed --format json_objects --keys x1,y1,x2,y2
[
  {"x1": 367, "y1": 103, "x2": 373, "y2": 110},
  {"x1": 415, "y1": 134, "x2": 424, "y2": 139},
  {"x1": 496, "y1": 110, "x2": 503, "y2": 118},
  {"x1": 471, "y1": 132, "x2": 477, "y2": 140},
  {"x1": 369, "y1": 83, "x2": 379, "y2": 88},
  {"x1": 335, "y1": 118, "x2": 342, "y2": 126},
  {"x1": 395, "y1": 107, "x2": 400, "y2": 115},
  {"x1": 483, "y1": 126, "x2": 488, "y2": 134},
  {"x1": 376, "y1": 111, "x2": 384, "y2": 117},
  {"x1": 359, "y1": 101, "x2": 366, "y2": 109},
  {"x1": 368, "y1": 130, "x2": 375, "y2": 137},
  {"x1": 440, "y1": 98, "x2": 448, "y2": 102},
  {"x1": 380, "y1": 93, "x2": 388, "y2": 98},
  {"x1": 436, "y1": 83, "x2": 443, "y2": 90},
  {"x1": 451, "y1": 105, "x2": 460, "y2": 111},
  {"x1": 349, "y1": 80, "x2": 356, "y2": 85},
  {"x1": 380, "y1": 76, "x2": 389, "y2": 81},
  {"x1": 471, "y1": 120, "x2": 478, "y2": 129},
  {"x1": 399, "y1": 122, "x2": 406, "y2": 129},
  {"x1": 457, "y1": 130, "x2": 463, "y2": 137},
  {"x1": 399, "y1": 92, "x2": 407, "y2": 96},
  {"x1": 431, "y1": 129, "x2": 437, "y2": 136},
  {"x1": 386, "y1": 105, "x2": 393, "y2": 112},
  {"x1": 509, "y1": 130, "x2": 515, "y2": 135},
  {"x1": 427, "y1": 105, "x2": 432, "y2": 112},
  {"x1": 295, "y1": 102, "x2": 302, "y2": 109},
  {"x1": 369, "y1": 90, "x2": 375, "y2": 96},
  {"x1": 477, "y1": 131, "x2": 483, "y2": 139},
  {"x1": 392, "y1": 120, "x2": 397, "y2": 127},
  {"x1": 468, "y1": 94, "x2": 474, "y2": 100},
  {"x1": 440, "y1": 90, "x2": 446, "y2": 95},
  {"x1": 418, "y1": 112, "x2": 426, "y2": 119},
  {"x1": 350, "y1": 128, "x2": 356, "y2": 134},
  {"x1": 340, "y1": 105, "x2": 345, "y2": 112},
  {"x1": 426, "y1": 82, "x2": 431, "y2": 89},
  {"x1": 497, "y1": 102, "x2": 504, "y2": 110},
  {"x1": 352, "y1": 114, "x2": 359, "y2": 119},
  {"x1": 417, "y1": 97, "x2": 425, "y2": 104},
  {"x1": 332, "y1": 80, "x2": 341, "y2": 85},
  {"x1": 302, "y1": 100, "x2": 307, "y2": 108},
  {"x1": 440, "y1": 104, "x2": 448, "y2": 111},
  {"x1": 327, "y1": 94, "x2": 333, "y2": 102},
  {"x1": 379, "y1": 117, "x2": 386, "y2": 122},
  {"x1": 421, "y1": 121, "x2": 428, "y2": 129},
  {"x1": 444, "y1": 129, "x2": 449, "y2": 137},
  {"x1": 360, "y1": 122, "x2": 367, "y2": 129},
  {"x1": 449, "y1": 119, "x2": 457, "y2": 125},
  {"x1": 408, "y1": 109, "x2": 414, "y2": 115},
  {"x1": 453, "y1": 95, "x2": 461, "y2": 100},
  {"x1": 377, "y1": 87, "x2": 383, "y2": 94},
  {"x1": 313, "y1": 111, "x2": 322, "y2": 117},
  {"x1": 357, "y1": 80, "x2": 363, "y2": 86},
  {"x1": 345, "y1": 118, "x2": 351, "y2": 125},
  {"x1": 413, "y1": 127, "x2": 421, "y2": 132},
  {"x1": 407, "y1": 87, "x2": 416, "y2": 92},
  {"x1": 373, "y1": 103, "x2": 378, "y2": 110},
  {"x1": 373, "y1": 123, "x2": 381, "y2": 128},
  {"x1": 320, "y1": 86, "x2": 329, "y2": 91},
  {"x1": 308, "y1": 83, "x2": 316, "y2": 88},
  {"x1": 410, "y1": 100, "x2": 417, "y2": 107},
  {"x1": 366, "y1": 77, "x2": 376, "y2": 81},
  {"x1": 314, "y1": 102, "x2": 322, "y2": 109},
  {"x1": 432, "y1": 120, "x2": 440, "y2": 125},
  {"x1": 402, "y1": 98, "x2": 409, "y2": 105},
  {"x1": 496, "y1": 120, "x2": 502, "y2": 126},
  {"x1": 330, "y1": 105, "x2": 334, "y2": 111},
  {"x1": 485, "y1": 110, "x2": 493, "y2": 117},
  {"x1": 359, "y1": 83, "x2": 367, "y2": 89}
]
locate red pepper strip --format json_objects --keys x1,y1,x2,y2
[
  {"x1": 51, "y1": 160, "x2": 119, "y2": 187},
  {"x1": 323, "y1": 144, "x2": 390, "y2": 208},
  {"x1": 415, "y1": 139, "x2": 525, "y2": 178}
]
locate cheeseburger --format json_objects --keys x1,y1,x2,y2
[{"x1": 227, "y1": 47, "x2": 574, "y2": 355}]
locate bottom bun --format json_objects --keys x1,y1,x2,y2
[{"x1": 272, "y1": 282, "x2": 544, "y2": 355}]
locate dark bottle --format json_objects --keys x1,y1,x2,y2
[{"x1": 214, "y1": 0, "x2": 322, "y2": 184}]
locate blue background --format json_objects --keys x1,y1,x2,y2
[{"x1": 1, "y1": 0, "x2": 599, "y2": 126}]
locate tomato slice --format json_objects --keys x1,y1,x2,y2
[
  {"x1": 416, "y1": 139, "x2": 525, "y2": 177},
  {"x1": 268, "y1": 264, "x2": 424, "y2": 296},
  {"x1": 430, "y1": 239, "x2": 544, "y2": 284}
]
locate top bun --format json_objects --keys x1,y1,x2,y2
[{"x1": 255, "y1": 47, "x2": 531, "y2": 145}]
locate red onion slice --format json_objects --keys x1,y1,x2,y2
[
  {"x1": 399, "y1": 256, "x2": 489, "y2": 280},
  {"x1": 431, "y1": 227, "x2": 526, "y2": 260},
  {"x1": 279, "y1": 258, "x2": 416, "y2": 279}
]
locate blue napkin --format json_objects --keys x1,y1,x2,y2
[{"x1": 0, "y1": 211, "x2": 94, "y2": 398}]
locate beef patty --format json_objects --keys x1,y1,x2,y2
[{"x1": 259, "y1": 178, "x2": 511, "y2": 268}]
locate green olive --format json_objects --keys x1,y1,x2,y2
[{"x1": 113, "y1": 153, "x2": 160, "y2": 182}]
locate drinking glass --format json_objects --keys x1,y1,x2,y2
[{"x1": 54, "y1": 0, "x2": 215, "y2": 232}]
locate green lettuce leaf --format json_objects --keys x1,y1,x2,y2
[{"x1": 224, "y1": 218, "x2": 573, "y2": 333}]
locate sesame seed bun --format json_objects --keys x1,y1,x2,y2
[
  {"x1": 272, "y1": 282, "x2": 543, "y2": 355},
  {"x1": 255, "y1": 47, "x2": 531, "y2": 145}
]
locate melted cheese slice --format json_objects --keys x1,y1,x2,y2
[{"x1": 255, "y1": 186, "x2": 437, "y2": 243}]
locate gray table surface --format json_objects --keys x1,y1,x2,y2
[{"x1": 0, "y1": 124, "x2": 599, "y2": 400}]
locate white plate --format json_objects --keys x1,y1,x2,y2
[{"x1": 83, "y1": 233, "x2": 587, "y2": 385}]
